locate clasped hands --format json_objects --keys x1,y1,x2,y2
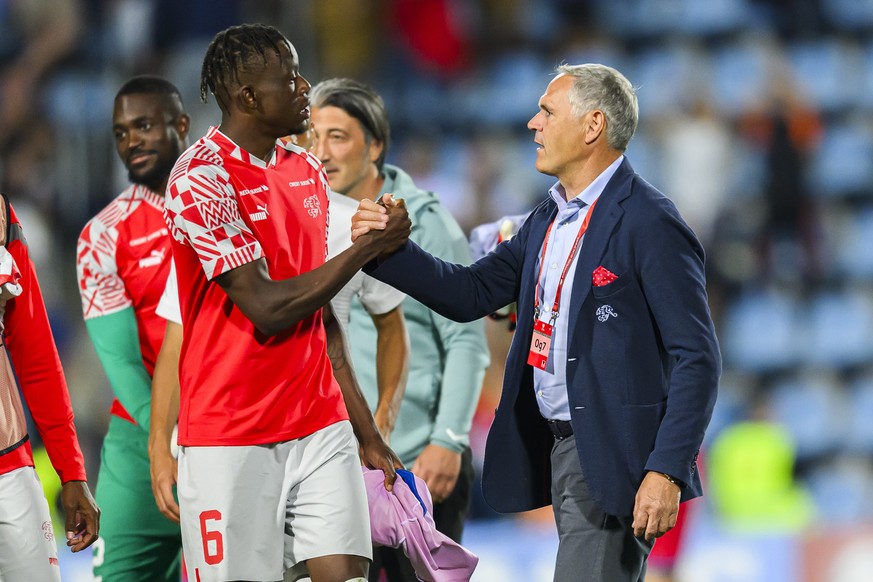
[{"x1": 351, "y1": 194, "x2": 410, "y2": 256}]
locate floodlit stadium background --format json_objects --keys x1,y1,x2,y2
[{"x1": 7, "y1": 1, "x2": 873, "y2": 580}]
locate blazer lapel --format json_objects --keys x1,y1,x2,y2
[
  {"x1": 519, "y1": 203, "x2": 558, "y2": 318},
  {"x1": 567, "y1": 159, "x2": 634, "y2": 340}
]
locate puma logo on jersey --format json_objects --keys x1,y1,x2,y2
[
  {"x1": 289, "y1": 178, "x2": 315, "y2": 188},
  {"x1": 249, "y1": 204, "x2": 269, "y2": 222},
  {"x1": 138, "y1": 249, "x2": 166, "y2": 269},
  {"x1": 129, "y1": 228, "x2": 168, "y2": 246},
  {"x1": 304, "y1": 195, "x2": 321, "y2": 218},
  {"x1": 239, "y1": 185, "x2": 269, "y2": 196}
]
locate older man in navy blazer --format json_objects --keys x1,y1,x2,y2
[{"x1": 353, "y1": 64, "x2": 721, "y2": 581}]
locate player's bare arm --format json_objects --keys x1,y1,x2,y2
[
  {"x1": 215, "y1": 203, "x2": 410, "y2": 336},
  {"x1": 148, "y1": 320, "x2": 183, "y2": 523},
  {"x1": 323, "y1": 304, "x2": 403, "y2": 490},
  {"x1": 370, "y1": 306, "x2": 409, "y2": 442}
]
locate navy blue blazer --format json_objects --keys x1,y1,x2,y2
[{"x1": 368, "y1": 159, "x2": 721, "y2": 517}]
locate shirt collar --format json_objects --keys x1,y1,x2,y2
[
  {"x1": 208, "y1": 126, "x2": 281, "y2": 169},
  {"x1": 548, "y1": 155, "x2": 624, "y2": 211}
]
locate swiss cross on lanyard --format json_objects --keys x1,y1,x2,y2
[{"x1": 528, "y1": 197, "x2": 600, "y2": 371}]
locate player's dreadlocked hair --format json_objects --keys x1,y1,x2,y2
[{"x1": 200, "y1": 24, "x2": 288, "y2": 111}]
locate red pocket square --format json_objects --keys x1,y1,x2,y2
[{"x1": 592, "y1": 266, "x2": 618, "y2": 287}]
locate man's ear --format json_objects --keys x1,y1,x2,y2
[
  {"x1": 369, "y1": 140, "x2": 384, "y2": 165},
  {"x1": 175, "y1": 113, "x2": 191, "y2": 139},
  {"x1": 239, "y1": 84, "x2": 258, "y2": 112},
  {"x1": 584, "y1": 110, "x2": 606, "y2": 145}
]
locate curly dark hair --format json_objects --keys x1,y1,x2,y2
[{"x1": 200, "y1": 23, "x2": 288, "y2": 112}]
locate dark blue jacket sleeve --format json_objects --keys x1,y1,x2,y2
[
  {"x1": 633, "y1": 200, "x2": 721, "y2": 485},
  {"x1": 366, "y1": 218, "x2": 532, "y2": 323}
]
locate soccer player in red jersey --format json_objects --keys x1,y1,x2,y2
[
  {"x1": 77, "y1": 76, "x2": 188, "y2": 580},
  {"x1": 1, "y1": 195, "x2": 99, "y2": 581},
  {"x1": 163, "y1": 24, "x2": 410, "y2": 582}
]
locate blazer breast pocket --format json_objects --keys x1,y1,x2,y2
[{"x1": 591, "y1": 272, "x2": 631, "y2": 299}]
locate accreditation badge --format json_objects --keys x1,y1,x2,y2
[{"x1": 527, "y1": 319, "x2": 553, "y2": 371}]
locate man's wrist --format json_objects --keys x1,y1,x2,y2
[
  {"x1": 373, "y1": 406, "x2": 396, "y2": 430},
  {"x1": 354, "y1": 420, "x2": 385, "y2": 447},
  {"x1": 352, "y1": 231, "x2": 380, "y2": 261},
  {"x1": 653, "y1": 471, "x2": 681, "y2": 488},
  {"x1": 430, "y1": 435, "x2": 466, "y2": 455}
]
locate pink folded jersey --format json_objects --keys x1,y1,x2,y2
[{"x1": 363, "y1": 467, "x2": 479, "y2": 582}]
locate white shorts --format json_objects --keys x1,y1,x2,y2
[
  {"x1": 177, "y1": 420, "x2": 371, "y2": 582},
  {"x1": 0, "y1": 466, "x2": 60, "y2": 582}
]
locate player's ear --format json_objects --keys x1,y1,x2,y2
[
  {"x1": 239, "y1": 84, "x2": 258, "y2": 112},
  {"x1": 175, "y1": 114, "x2": 191, "y2": 139}
]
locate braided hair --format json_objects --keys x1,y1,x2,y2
[{"x1": 200, "y1": 24, "x2": 288, "y2": 111}]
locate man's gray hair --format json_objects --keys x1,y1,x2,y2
[
  {"x1": 310, "y1": 78, "x2": 391, "y2": 171},
  {"x1": 556, "y1": 64, "x2": 638, "y2": 152}
]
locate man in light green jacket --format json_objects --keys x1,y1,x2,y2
[{"x1": 311, "y1": 78, "x2": 489, "y2": 582}]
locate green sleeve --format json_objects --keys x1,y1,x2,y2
[
  {"x1": 85, "y1": 307, "x2": 152, "y2": 429},
  {"x1": 416, "y1": 205, "x2": 491, "y2": 453}
]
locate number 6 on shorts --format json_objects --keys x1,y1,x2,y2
[{"x1": 199, "y1": 510, "x2": 224, "y2": 565}]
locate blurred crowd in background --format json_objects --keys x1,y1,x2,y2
[{"x1": 8, "y1": 0, "x2": 873, "y2": 579}]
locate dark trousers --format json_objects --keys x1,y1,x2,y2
[
  {"x1": 369, "y1": 447, "x2": 474, "y2": 581},
  {"x1": 551, "y1": 436, "x2": 653, "y2": 582}
]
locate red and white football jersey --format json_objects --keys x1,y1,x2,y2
[
  {"x1": 77, "y1": 185, "x2": 171, "y2": 423},
  {"x1": 165, "y1": 127, "x2": 347, "y2": 446},
  {"x1": 3, "y1": 202, "x2": 87, "y2": 482}
]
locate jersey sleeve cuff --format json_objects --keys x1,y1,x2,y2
[
  {"x1": 204, "y1": 241, "x2": 264, "y2": 280},
  {"x1": 430, "y1": 430, "x2": 469, "y2": 454}
]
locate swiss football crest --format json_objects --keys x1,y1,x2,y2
[
  {"x1": 304, "y1": 194, "x2": 321, "y2": 218},
  {"x1": 596, "y1": 305, "x2": 618, "y2": 322}
]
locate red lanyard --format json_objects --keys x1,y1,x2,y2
[{"x1": 534, "y1": 197, "x2": 600, "y2": 322}]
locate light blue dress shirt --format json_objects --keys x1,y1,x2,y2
[{"x1": 533, "y1": 156, "x2": 624, "y2": 420}]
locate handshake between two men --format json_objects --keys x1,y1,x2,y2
[{"x1": 351, "y1": 194, "x2": 411, "y2": 254}]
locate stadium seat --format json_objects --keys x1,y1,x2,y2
[
  {"x1": 809, "y1": 120, "x2": 873, "y2": 197},
  {"x1": 721, "y1": 288, "x2": 801, "y2": 373},
  {"x1": 862, "y1": 40, "x2": 873, "y2": 111},
  {"x1": 766, "y1": 373, "x2": 848, "y2": 460},
  {"x1": 833, "y1": 206, "x2": 873, "y2": 279},
  {"x1": 822, "y1": 0, "x2": 873, "y2": 30},
  {"x1": 805, "y1": 459, "x2": 873, "y2": 524},
  {"x1": 480, "y1": 52, "x2": 551, "y2": 125},
  {"x1": 803, "y1": 290, "x2": 873, "y2": 369},
  {"x1": 632, "y1": 44, "x2": 703, "y2": 118},
  {"x1": 676, "y1": 0, "x2": 752, "y2": 36},
  {"x1": 845, "y1": 376, "x2": 873, "y2": 455},
  {"x1": 788, "y1": 39, "x2": 861, "y2": 113},
  {"x1": 710, "y1": 39, "x2": 770, "y2": 116},
  {"x1": 595, "y1": 0, "x2": 680, "y2": 38}
]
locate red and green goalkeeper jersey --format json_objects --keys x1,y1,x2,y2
[{"x1": 76, "y1": 184, "x2": 172, "y2": 427}]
